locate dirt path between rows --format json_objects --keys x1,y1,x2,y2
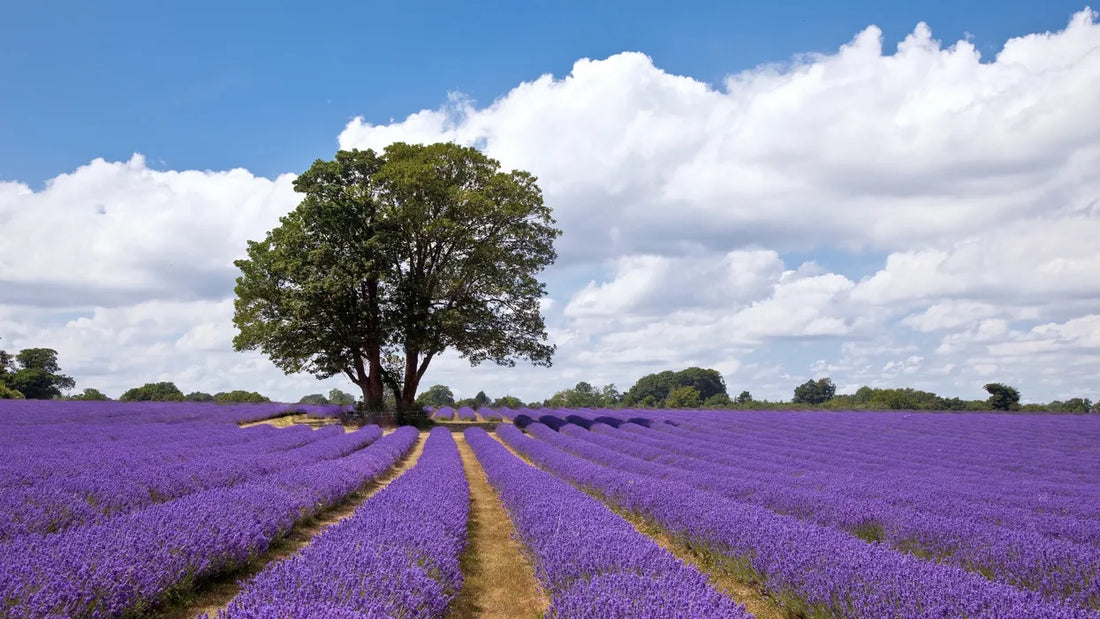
[
  {"x1": 157, "y1": 431, "x2": 429, "y2": 619},
  {"x1": 449, "y1": 433, "x2": 545, "y2": 619},
  {"x1": 489, "y1": 431, "x2": 785, "y2": 619}
]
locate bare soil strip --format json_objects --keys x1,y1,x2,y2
[
  {"x1": 157, "y1": 432, "x2": 429, "y2": 619},
  {"x1": 489, "y1": 432, "x2": 786, "y2": 619},
  {"x1": 240, "y1": 413, "x2": 352, "y2": 432},
  {"x1": 450, "y1": 434, "x2": 545, "y2": 619},
  {"x1": 239, "y1": 413, "x2": 312, "y2": 429}
]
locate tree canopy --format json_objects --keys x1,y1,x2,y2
[
  {"x1": 214, "y1": 390, "x2": 270, "y2": 403},
  {"x1": 327, "y1": 389, "x2": 356, "y2": 406},
  {"x1": 71, "y1": 388, "x2": 109, "y2": 401},
  {"x1": 416, "y1": 384, "x2": 455, "y2": 408},
  {"x1": 233, "y1": 144, "x2": 560, "y2": 411},
  {"x1": 120, "y1": 382, "x2": 186, "y2": 402},
  {"x1": 0, "y1": 339, "x2": 18, "y2": 399},
  {"x1": 3, "y1": 348, "x2": 75, "y2": 399},
  {"x1": 492, "y1": 395, "x2": 524, "y2": 408},
  {"x1": 622, "y1": 368, "x2": 726, "y2": 408},
  {"x1": 984, "y1": 383, "x2": 1021, "y2": 411},
  {"x1": 666, "y1": 385, "x2": 702, "y2": 409},
  {"x1": 792, "y1": 378, "x2": 837, "y2": 405}
]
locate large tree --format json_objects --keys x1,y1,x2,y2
[
  {"x1": 234, "y1": 144, "x2": 560, "y2": 410},
  {"x1": 5, "y1": 348, "x2": 75, "y2": 399}
]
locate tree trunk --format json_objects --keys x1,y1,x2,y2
[
  {"x1": 351, "y1": 352, "x2": 385, "y2": 411},
  {"x1": 360, "y1": 277, "x2": 385, "y2": 410},
  {"x1": 400, "y1": 347, "x2": 420, "y2": 411},
  {"x1": 399, "y1": 348, "x2": 436, "y2": 411}
]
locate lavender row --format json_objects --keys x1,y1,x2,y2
[
  {"x1": 641, "y1": 414, "x2": 1100, "y2": 546},
  {"x1": 501, "y1": 423, "x2": 1095, "y2": 618},
  {"x1": 465, "y1": 427, "x2": 749, "y2": 618},
  {"x1": 656, "y1": 411, "x2": 1100, "y2": 520},
  {"x1": 215, "y1": 426, "x2": 467, "y2": 618},
  {"x1": 456, "y1": 406, "x2": 477, "y2": 421},
  {"x1": 0, "y1": 426, "x2": 418, "y2": 618},
  {"x1": 555, "y1": 420, "x2": 1100, "y2": 607},
  {"x1": 0, "y1": 399, "x2": 350, "y2": 428},
  {"x1": 657, "y1": 409, "x2": 1100, "y2": 513},
  {"x1": 432, "y1": 406, "x2": 456, "y2": 420},
  {"x1": 531, "y1": 407, "x2": 1100, "y2": 544},
  {"x1": 0, "y1": 425, "x2": 381, "y2": 540},
  {"x1": 477, "y1": 406, "x2": 503, "y2": 421}
]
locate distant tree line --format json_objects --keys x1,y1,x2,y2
[
  {"x1": 2, "y1": 337, "x2": 1096, "y2": 412},
  {"x1": 117, "y1": 382, "x2": 271, "y2": 403},
  {"x1": 298, "y1": 389, "x2": 357, "y2": 406},
  {"x1": 411, "y1": 370, "x2": 1098, "y2": 414}
]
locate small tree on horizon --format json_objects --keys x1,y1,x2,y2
[
  {"x1": 416, "y1": 384, "x2": 456, "y2": 408},
  {"x1": 984, "y1": 383, "x2": 1021, "y2": 411},
  {"x1": 72, "y1": 388, "x2": 109, "y2": 401},
  {"x1": 327, "y1": 389, "x2": 355, "y2": 406},
  {"x1": 120, "y1": 382, "x2": 186, "y2": 402},
  {"x1": 792, "y1": 378, "x2": 836, "y2": 405}
]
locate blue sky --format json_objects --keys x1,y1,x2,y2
[
  {"x1": 2, "y1": 1, "x2": 1087, "y2": 185},
  {"x1": 2, "y1": 2, "x2": 1098, "y2": 403}
]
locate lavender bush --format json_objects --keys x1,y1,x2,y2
[
  {"x1": 500, "y1": 421, "x2": 1097, "y2": 618},
  {"x1": 465, "y1": 427, "x2": 749, "y2": 618},
  {"x1": 0, "y1": 426, "x2": 418, "y2": 617},
  {"x1": 216, "y1": 426, "x2": 468, "y2": 618}
]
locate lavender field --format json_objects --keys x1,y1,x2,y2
[{"x1": 1, "y1": 400, "x2": 1098, "y2": 617}]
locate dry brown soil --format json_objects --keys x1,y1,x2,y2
[{"x1": 449, "y1": 434, "x2": 545, "y2": 618}]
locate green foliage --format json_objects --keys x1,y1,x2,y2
[
  {"x1": 1045, "y1": 397, "x2": 1093, "y2": 413},
  {"x1": 792, "y1": 377, "x2": 836, "y2": 405},
  {"x1": 826, "y1": 386, "x2": 977, "y2": 411},
  {"x1": 0, "y1": 383, "x2": 23, "y2": 399},
  {"x1": 624, "y1": 371, "x2": 676, "y2": 406},
  {"x1": 493, "y1": 395, "x2": 523, "y2": 408},
  {"x1": 674, "y1": 367, "x2": 727, "y2": 402},
  {"x1": 984, "y1": 382, "x2": 1020, "y2": 411},
  {"x1": 233, "y1": 144, "x2": 560, "y2": 410},
  {"x1": 545, "y1": 381, "x2": 621, "y2": 408},
  {"x1": 666, "y1": 386, "x2": 702, "y2": 409},
  {"x1": 0, "y1": 339, "x2": 12, "y2": 380},
  {"x1": 472, "y1": 391, "x2": 491, "y2": 408},
  {"x1": 704, "y1": 393, "x2": 733, "y2": 408},
  {"x1": 623, "y1": 368, "x2": 727, "y2": 408},
  {"x1": 4, "y1": 348, "x2": 75, "y2": 399},
  {"x1": 298, "y1": 393, "x2": 329, "y2": 405},
  {"x1": 120, "y1": 382, "x2": 186, "y2": 402},
  {"x1": 72, "y1": 388, "x2": 109, "y2": 401},
  {"x1": 186, "y1": 391, "x2": 215, "y2": 402},
  {"x1": 736, "y1": 390, "x2": 753, "y2": 404},
  {"x1": 327, "y1": 389, "x2": 355, "y2": 406},
  {"x1": 416, "y1": 384, "x2": 455, "y2": 408},
  {"x1": 213, "y1": 390, "x2": 270, "y2": 403}
]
